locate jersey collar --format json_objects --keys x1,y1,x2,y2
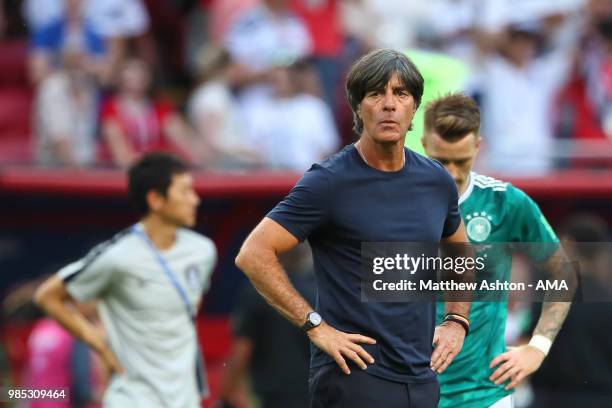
[{"x1": 458, "y1": 172, "x2": 475, "y2": 205}]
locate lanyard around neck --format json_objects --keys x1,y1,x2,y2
[{"x1": 132, "y1": 224, "x2": 195, "y2": 320}]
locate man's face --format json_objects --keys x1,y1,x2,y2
[
  {"x1": 504, "y1": 32, "x2": 538, "y2": 66},
  {"x1": 422, "y1": 132, "x2": 480, "y2": 193},
  {"x1": 358, "y1": 72, "x2": 416, "y2": 144},
  {"x1": 153, "y1": 173, "x2": 200, "y2": 227},
  {"x1": 120, "y1": 60, "x2": 151, "y2": 96}
]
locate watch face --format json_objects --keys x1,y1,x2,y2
[{"x1": 310, "y1": 312, "x2": 322, "y2": 326}]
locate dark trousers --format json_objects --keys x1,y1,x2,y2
[
  {"x1": 259, "y1": 391, "x2": 310, "y2": 408},
  {"x1": 309, "y1": 364, "x2": 439, "y2": 408}
]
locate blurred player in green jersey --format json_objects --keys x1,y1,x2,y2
[{"x1": 422, "y1": 94, "x2": 572, "y2": 408}]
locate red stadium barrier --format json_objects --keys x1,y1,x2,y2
[{"x1": 1, "y1": 166, "x2": 611, "y2": 198}]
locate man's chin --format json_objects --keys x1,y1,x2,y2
[
  {"x1": 372, "y1": 132, "x2": 404, "y2": 145},
  {"x1": 176, "y1": 215, "x2": 197, "y2": 228}
]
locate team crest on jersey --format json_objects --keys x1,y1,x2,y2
[
  {"x1": 184, "y1": 264, "x2": 201, "y2": 291},
  {"x1": 466, "y1": 212, "x2": 492, "y2": 242}
]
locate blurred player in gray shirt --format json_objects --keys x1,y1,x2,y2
[{"x1": 35, "y1": 152, "x2": 217, "y2": 407}]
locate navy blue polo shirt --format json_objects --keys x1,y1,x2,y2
[{"x1": 267, "y1": 144, "x2": 460, "y2": 383}]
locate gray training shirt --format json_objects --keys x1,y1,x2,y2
[{"x1": 58, "y1": 224, "x2": 217, "y2": 408}]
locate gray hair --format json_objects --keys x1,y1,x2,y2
[{"x1": 346, "y1": 49, "x2": 424, "y2": 135}]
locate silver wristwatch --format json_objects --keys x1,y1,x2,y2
[{"x1": 301, "y1": 311, "x2": 322, "y2": 332}]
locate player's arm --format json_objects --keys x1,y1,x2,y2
[
  {"x1": 441, "y1": 220, "x2": 472, "y2": 318},
  {"x1": 235, "y1": 218, "x2": 376, "y2": 375},
  {"x1": 490, "y1": 247, "x2": 574, "y2": 389},
  {"x1": 531, "y1": 247, "x2": 574, "y2": 342},
  {"x1": 432, "y1": 220, "x2": 472, "y2": 373},
  {"x1": 34, "y1": 275, "x2": 124, "y2": 375},
  {"x1": 490, "y1": 188, "x2": 574, "y2": 389}
]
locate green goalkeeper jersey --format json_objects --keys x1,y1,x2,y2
[{"x1": 437, "y1": 172, "x2": 559, "y2": 408}]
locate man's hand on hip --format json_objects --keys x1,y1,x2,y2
[
  {"x1": 431, "y1": 321, "x2": 465, "y2": 373},
  {"x1": 489, "y1": 345, "x2": 545, "y2": 390},
  {"x1": 86, "y1": 329, "x2": 125, "y2": 379},
  {"x1": 307, "y1": 322, "x2": 377, "y2": 375}
]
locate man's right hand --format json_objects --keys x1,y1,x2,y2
[
  {"x1": 98, "y1": 344, "x2": 125, "y2": 379},
  {"x1": 87, "y1": 332, "x2": 125, "y2": 379},
  {"x1": 307, "y1": 322, "x2": 376, "y2": 374}
]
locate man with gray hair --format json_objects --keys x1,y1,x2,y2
[{"x1": 235, "y1": 49, "x2": 471, "y2": 407}]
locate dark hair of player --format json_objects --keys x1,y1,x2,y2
[{"x1": 128, "y1": 152, "x2": 189, "y2": 216}]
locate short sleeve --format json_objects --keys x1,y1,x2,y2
[
  {"x1": 57, "y1": 244, "x2": 117, "y2": 302},
  {"x1": 199, "y1": 240, "x2": 217, "y2": 295},
  {"x1": 509, "y1": 186, "x2": 559, "y2": 260},
  {"x1": 441, "y1": 171, "x2": 461, "y2": 238},
  {"x1": 266, "y1": 164, "x2": 331, "y2": 242}
]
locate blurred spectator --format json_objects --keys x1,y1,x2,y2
[
  {"x1": 340, "y1": 0, "x2": 429, "y2": 51},
  {"x1": 34, "y1": 47, "x2": 99, "y2": 167},
  {"x1": 1, "y1": 278, "x2": 104, "y2": 408},
  {"x1": 245, "y1": 59, "x2": 340, "y2": 171},
  {"x1": 25, "y1": 0, "x2": 151, "y2": 85},
  {"x1": 85, "y1": 0, "x2": 152, "y2": 85},
  {"x1": 208, "y1": 0, "x2": 259, "y2": 45},
  {"x1": 224, "y1": 0, "x2": 312, "y2": 109},
  {"x1": 86, "y1": 0, "x2": 149, "y2": 41},
  {"x1": 28, "y1": 0, "x2": 107, "y2": 85},
  {"x1": 218, "y1": 244, "x2": 315, "y2": 408},
  {"x1": 100, "y1": 58, "x2": 194, "y2": 168},
  {"x1": 23, "y1": 0, "x2": 64, "y2": 32},
  {"x1": 556, "y1": 2, "x2": 612, "y2": 140},
  {"x1": 529, "y1": 214, "x2": 612, "y2": 407},
  {"x1": 424, "y1": 0, "x2": 584, "y2": 59},
  {"x1": 25, "y1": 307, "x2": 104, "y2": 408},
  {"x1": 473, "y1": 20, "x2": 573, "y2": 175},
  {"x1": 290, "y1": 0, "x2": 344, "y2": 110},
  {"x1": 188, "y1": 46, "x2": 262, "y2": 169}
]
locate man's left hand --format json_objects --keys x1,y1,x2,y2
[
  {"x1": 431, "y1": 321, "x2": 466, "y2": 373},
  {"x1": 489, "y1": 345, "x2": 545, "y2": 390}
]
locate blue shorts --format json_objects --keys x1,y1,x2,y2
[{"x1": 309, "y1": 364, "x2": 440, "y2": 408}]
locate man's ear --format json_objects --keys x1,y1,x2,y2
[
  {"x1": 421, "y1": 135, "x2": 427, "y2": 149},
  {"x1": 146, "y1": 190, "x2": 165, "y2": 212}
]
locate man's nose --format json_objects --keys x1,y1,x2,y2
[{"x1": 382, "y1": 91, "x2": 396, "y2": 111}]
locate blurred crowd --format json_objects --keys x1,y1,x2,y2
[{"x1": 0, "y1": 0, "x2": 611, "y2": 173}]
